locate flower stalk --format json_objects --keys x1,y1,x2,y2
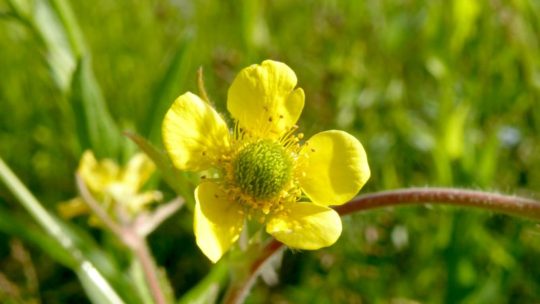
[
  {"x1": 223, "y1": 187, "x2": 540, "y2": 304},
  {"x1": 335, "y1": 188, "x2": 540, "y2": 219},
  {"x1": 76, "y1": 174, "x2": 183, "y2": 304}
]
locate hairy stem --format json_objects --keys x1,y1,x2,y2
[
  {"x1": 132, "y1": 239, "x2": 167, "y2": 304},
  {"x1": 223, "y1": 241, "x2": 284, "y2": 304},
  {"x1": 76, "y1": 174, "x2": 168, "y2": 304},
  {"x1": 75, "y1": 174, "x2": 123, "y2": 236},
  {"x1": 197, "y1": 67, "x2": 211, "y2": 104},
  {"x1": 334, "y1": 188, "x2": 540, "y2": 219},
  {"x1": 223, "y1": 187, "x2": 540, "y2": 304}
]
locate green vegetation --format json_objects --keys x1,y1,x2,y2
[{"x1": 1, "y1": 0, "x2": 539, "y2": 303}]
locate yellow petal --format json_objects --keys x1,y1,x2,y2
[
  {"x1": 57, "y1": 197, "x2": 90, "y2": 219},
  {"x1": 194, "y1": 182, "x2": 244, "y2": 263},
  {"x1": 77, "y1": 150, "x2": 119, "y2": 195},
  {"x1": 266, "y1": 202, "x2": 342, "y2": 249},
  {"x1": 125, "y1": 191, "x2": 162, "y2": 214},
  {"x1": 299, "y1": 130, "x2": 370, "y2": 206},
  {"x1": 227, "y1": 60, "x2": 305, "y2": 139},
  {"x1": 120, "y1": 153, "x2": 155, "y2": 192},
  {"x1": 162, "y1": 92, "x2": 230, "y2": 172},
  {"x1": 106, "y1": 181, "x2": 162, "y2": 214}
]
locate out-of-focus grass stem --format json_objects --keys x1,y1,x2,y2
[{"x1": 0, "y1": 157, "x2": 125, "y2": 304}]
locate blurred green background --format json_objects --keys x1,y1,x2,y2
[{"x1": 1, "y1": 0, "x2": 540, "y2": 303}]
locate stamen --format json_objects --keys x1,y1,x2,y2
[
  {"x1": 218, "y1": 120, "x2": 305, "y2": 221},
  {"x1": 280, "y1": 125, "x2": 299, "y2": 143}
]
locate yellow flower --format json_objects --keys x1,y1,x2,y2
[
  {"x1": 162, "y1": 60, "x2": 370, "y2": 262},
  {"x1": 58, "y1": 150, "x2": 162, "y2": 222}
]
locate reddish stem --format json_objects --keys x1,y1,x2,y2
[
  {"x1": 223, "y1": 188, "x2": 540, "y2": 304},
  {"x1": 334, "y1": 188, "x2": 540, "y2": 219}
]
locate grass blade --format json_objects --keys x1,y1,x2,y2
[
  {"x1": 0, "y1": 157, "x2": 125, "y2": 304},
  {"x1": 143, "y1": 36, "x2": 195, "y2": 145},
  {"x1": 125, "y1": 132, "x2": 195, "y2": 209}
]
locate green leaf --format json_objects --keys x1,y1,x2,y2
[
  {"x1": 444, "y1": 103, "x2": 470, "y2": 160},
  {"x1": 0, "y1": 205, "x2": 76, "y2": 267},
  {"x1": 129, "y1": 256, "x2": 176, "y2": 304},
  {"x1": 451, "y1": 0, "x2": 480, "y2": 53},
  {"x1": 0, "y1": 157, "x2": 125, "y2": 304},
  {"x1": 70, "y1": 58, "x2": 123, "y2": 158},
  {"x1": 10, "y1": 0, "x2": 124, "y2": 159},
  {"x1": 31, "y1": 0, "x2": 77, "y2": 90},
  {"x1": 129, "y1": 259, "x2": 155, "y2": 304},
  {"x1": 177, "y1": 262, "x2": 228, "y2": 304},
  {"x1": 76, "y1": 264, "x2": 125, "y2": 304},
  {"x1": 143, "y1": 36, "x2": 195, "y2": 145},
  {"x1": 125, "y1": 132, "x2": 195, "y2": 209}
]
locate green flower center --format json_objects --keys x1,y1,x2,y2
[{"x1": 233, "y1": 140, "x2": 293, "y2": 200}]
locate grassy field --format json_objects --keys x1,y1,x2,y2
[{"x1": 1, "y1": 0, "x2": 540, "y2": 303}]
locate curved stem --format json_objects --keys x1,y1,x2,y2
[
  {"x1": 334, "y1": 188, "x2": 540, "y2": 219},
  {"x1": 223, "y1": 188, "x2": 540, "y2": 304},
  {"x1": 197, "y1": 67, "x2": 211, "y2": 104},
  {"x1": 133, "y1": 239, "x2": 167, "y2": 304},
  {"x1": 76, "y1": 174, "x2": 123, "y2": 236},
  {"x1": 223, "y1": 241, "x2": 284, "y2": 304},
  {"x1": 76, "y1": 174, "x2": 168, "y2": 304}
]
